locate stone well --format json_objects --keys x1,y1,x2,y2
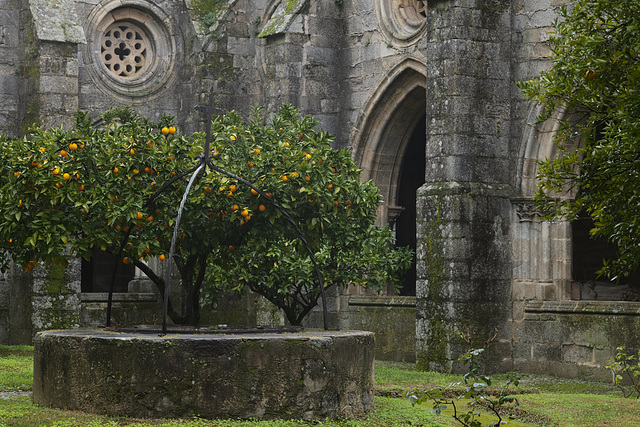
[{"x1": 33, "y1": 328, "x2": 375, "y2": 420}]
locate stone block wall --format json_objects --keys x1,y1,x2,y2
[
  {"x1": 340, "y1": 296, "x2": 416, "y2": 363},
  {"x1": 0, "y1": 260, "x2": 81, "y2": 344},
  {"x1": 0, "y1": 0, "x2": 21, "y2": 137},
  {"x1": 514, "y1": 301, "x2": 640, "y2": 381},
  {"x1": 338, "y1": 0, "x2": 428, "y2": 150}
]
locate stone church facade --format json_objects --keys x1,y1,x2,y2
[{"x1": 1, "y1": 0, "x2": 639, "y2": 379}]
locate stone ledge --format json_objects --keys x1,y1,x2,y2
[
  {"x1": 525, "y1": 300, "x2": 640, "y2": 316},
  {"x1": 78, "y1": 293, "x2": 158, "y2": 303},
  {"x1": 348, "y1": 295, "x2": 416, "y2": 307}
]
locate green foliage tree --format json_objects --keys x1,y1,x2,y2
[
  {"x1": 0, "y1": 105, "x2": 411, "y2": 326},
  {"x1": 518, "y1": 0, "x2": 640, "y2": 280}
]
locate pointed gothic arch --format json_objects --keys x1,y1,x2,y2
[
  {"x1": 352, "y1": 57, "x2": 427, "y2": 225},
  {"x1": 513, "y1": 105, "x2": 574, "y2": 299},
  {"x1": 515, "y1": 104, "x2": 640, "y2": 300},
  {"x1": 352, "y1": 58, "x2": 427, "y2": 295}
]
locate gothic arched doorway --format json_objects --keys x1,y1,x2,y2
[{"x1": 352, "y1": 57, "x2": 427, "y2": 296}]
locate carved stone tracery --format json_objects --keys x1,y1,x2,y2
[
  {"x1": 83, "y1": 1, "x2": 181, "y2": 102},
  {"x1": 101, "y1": 22, "x2": 149, "y2": 79},
  {"x1": 514, "y1": 201, "x2": 539, "y2": 222},
  {"x1": 397, "y1": 0, "x2": 427, "y2": 27},
  {"x1": 375, "y1": 0, "x2": 427, "y2": 47}
]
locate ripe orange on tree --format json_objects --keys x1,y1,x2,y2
[{"x1": 0, "y1": 104, "x2": 413, "y2": 329}]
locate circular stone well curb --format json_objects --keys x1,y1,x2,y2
[{"x1": 33, "y1": 329, "x2": 375, "y2": 420}]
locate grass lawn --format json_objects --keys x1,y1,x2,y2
[{"x1": 1, "y1": 346, "x2": 638, "y2": 426}]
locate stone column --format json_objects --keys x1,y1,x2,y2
[
  {"x1": 257, "y1": 0, "x2": 343, "y2": 137},
  {"x1": 24, "y1": 0, "x2": 85, "y2": 131},
  {"x1": 416, "y1": 0, "x2": 513, "y2": 372}
]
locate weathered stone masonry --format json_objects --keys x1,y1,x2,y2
[
  {"x1": 415, "y1": 0, "x2": 514, "y2": 372},
  {"x1": 1, "y1": 0, "x2": 640, "y2": 378}
]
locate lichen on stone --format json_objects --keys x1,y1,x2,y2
[{"x1": 258, "y1": 0, "x2": 307, "y2": 38}]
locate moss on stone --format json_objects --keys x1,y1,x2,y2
[
  {"x1": 258, "y1": 0, "x2": 306, "y2": 38},
  {"x1": 416, "y1": 319, "x2": 450, "y2": 371},
  {"x1": 285, "y1": 339, "x2": 305, "y2": 350},
  {"x1": 37, "y1": 304, "x2": 80, "y2": 330},
  {"x1": 21, "y1": 98, "x2": 40, "y2": 134},
  {"x1": 44, "y1": 264, "x2": 66, "y2": 294},
  {"x1": 191, "y1": 0, "x2": 228, "y2": 27},
  {"x1": 282, "y1": 0, "x2": 303, "y2": 14},
  {"x1": 258, "y1": 16, "x2": 286, "y2": 38},
  {"x1": 18, "y1": 65, "x2": 39, "y2": 79}
]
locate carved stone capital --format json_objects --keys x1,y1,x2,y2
[{"x1": 513, "y1": 199, "x2": 539, "y2": 222}]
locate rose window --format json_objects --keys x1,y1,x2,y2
[
  {"x1": 375, "y1": 0, "x2": 428, "y2": 46},
  {"x1": 398, "y1": 1, "x2": 427, "y2": 27},
  {"x1": 84, "y1": 3, "x2": 180, "y2": 102},
  {"x1": 101, "y1": 22, "x2": 149, "y2": 79}
]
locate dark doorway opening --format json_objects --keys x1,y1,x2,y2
[
  {"x1": 81, "y1": 249, "x2": 135, "y2": 293},
  {"x1": 395, "y1": 114, "x2": 426, "y2": 296},
  {"x1": 572, "y1": 211, "x2": 640, "y2": 299}
]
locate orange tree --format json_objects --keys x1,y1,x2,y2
[{"x1": 0, "y1": 105, "x2": 411, "y2": 326}]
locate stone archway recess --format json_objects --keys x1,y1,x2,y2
[
  {"x1": 514, "y1": 104, "x2": 576, "y2": 299},
  {"x1": 517, "y1": 105, "x2": 640, "y2": 300},
  {"x1": 351, "y1": 57, "x2": 427, "y2": 295},
  {"x1": 352, "y1": 57, "x2": 427, "y2": 226}
]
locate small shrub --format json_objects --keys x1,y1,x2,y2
[
  {"x1": 606, "y1": 346, "x2": 640, "y2": 399},
  {"x1": 407, "y1": 331, "x2": 520, "y2": 427}
]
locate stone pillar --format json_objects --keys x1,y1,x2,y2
[
  {"x1": 24, "y1": 0, "x2": 85, "y2": 131},
  {"x1": 257, "y1": 0, "x2": 343, "y2": 137},
  {"x1": 416, "y1": 0, "x2": 513, "y2": 372},
  {"x1": 0, "y1": 0, "x2": 21, "y2": 137}
]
